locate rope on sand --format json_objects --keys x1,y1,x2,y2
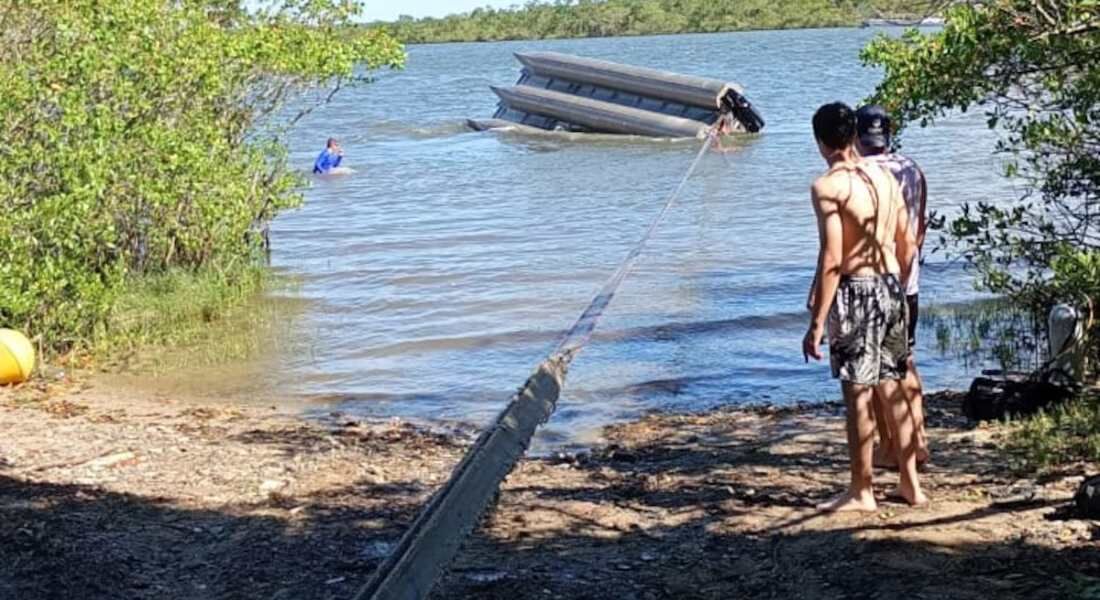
[{"x1": 356, "y1": 129, "x2": 718, "y2": 600}]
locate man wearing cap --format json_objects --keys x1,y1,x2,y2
[{"x1": 855, "y1": 105, "x2": 931, "y2": 470}]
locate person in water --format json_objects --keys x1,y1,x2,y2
[
  {"x1": 313, "y1": 138, "x2": 343, "y2": 174},
  {"x1": 855, "y1": 105, "x2": 931, "y2": 471},
  {"x1": 803, "y1": 102, "x2": 926, "y2": 512}
]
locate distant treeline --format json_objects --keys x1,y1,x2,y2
[{"x1": 380, "y1": 0, "x2": 925, "y2": 44}]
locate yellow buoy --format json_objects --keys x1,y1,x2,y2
[{"x1": 0, "y1": 329, "x2": 35, "y2": 385}]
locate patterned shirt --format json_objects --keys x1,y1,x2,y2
[{"x1": 865, "y1": 153, "x2": 925, "y2": 296}]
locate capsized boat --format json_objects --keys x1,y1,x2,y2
[{"x1": 468, "y1": 52, "x2": 764, "y2": 138}]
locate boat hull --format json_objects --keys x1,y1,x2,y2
[
  {"x1": 471, "y1": 52, "x2": 764, "y2": 138},
  {"x1": 491, "y1": 86, "x2": 708, "y2": 139}
]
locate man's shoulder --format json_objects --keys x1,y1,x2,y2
[
  {"x1": 894, "y1": 151, "x2": 918, "y2": 163},
  {"x1": 871, "y1": 152, "x2": 922, "y2": 172},
  {"x1": 898, "y1": 153, "x2": 925, "y2": 183},
  {"x1": 812, "y1": 169, "x2": 852, "y2": 202}
]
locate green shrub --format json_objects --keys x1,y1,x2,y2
[
  {"x1": 1006, "y1": 393, "x2": 1100, "y2": 471},
  {"x1": 862, "y1": 2, "x2": 1100, "y2": 380},
  {"x1": 0, "y1": 1, "x2": 404, "y2": 354}
]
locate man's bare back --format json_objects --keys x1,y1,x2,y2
[{"x1": 812, "y1": 160, "x2": 910, "y2": 281}]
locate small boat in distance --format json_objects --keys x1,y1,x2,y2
[
  {"x1": 862, "y1": 17, "x2": 945, "y2": 27},
  {"x1": 468, "y1": 52, "x2": 764, "y2": 139}
]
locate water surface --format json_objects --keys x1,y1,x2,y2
[{"x1": 250, "y1": 29, "x2": 1012, "y2": 445}]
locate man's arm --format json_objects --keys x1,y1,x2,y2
[
  {"x1": 806, "y1": 257, "x2": 820, "y2": 311},
  {"x1": 804, "y1": 179, "x2": 844, "y2": 361},
  {"x1": 916, "y1": 166, "x2": 928, "y2": 250}
]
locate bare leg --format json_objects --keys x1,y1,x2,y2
[
  {"x1": 874, "y1": 357, "x2": 929, "y2": 468},
  {"x1": 871, "y1": 387, "x2": 898, "y2": 468},
  {"x1": 880, "y1": 378, "x2": 929, "y2": 507},
  {"x1": 904, "y1": 356, "x2": 930, "y2": 464},
  {"x1": 819, "y1": 382, "x2": 878, "y2": 513}
]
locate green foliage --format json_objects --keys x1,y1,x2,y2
[
  {"x1": 1006, "y1": 392, "x2": 1100, "y2": 472},
  {"x1": 102, "y1": 266, "x2": 266, "y2": 357},
  {"x1": 94, "y1": 265, "x2": 306, "y2": 372},
  {"x1": 862, "y1": 1, "x2": 1100, "y2": 375},
  {"x1": 0, "y1": 1, "x2": 404, "y2": 354},
  {"x1": 381, "y1": 0, "x2": 923, "y2": 43}
]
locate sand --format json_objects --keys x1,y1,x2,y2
[{"x1": 1, "y1": 378, "x2": 1096, "y2": 599}]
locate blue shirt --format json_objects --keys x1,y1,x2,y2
[{"x1": 313, "y1": 149, "x2": 342, "y2": 174}]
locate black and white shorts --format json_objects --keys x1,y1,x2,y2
[{"x1": 828, "y1": 274, "x2": 910, "y2": 386}]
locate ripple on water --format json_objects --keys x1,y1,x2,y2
[{"x1": 147, "y1": 29, "x2": 1021, "y2": 447}]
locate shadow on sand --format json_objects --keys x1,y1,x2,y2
[{"x1": 2, "y1": 398, "x2": 1097, "y2": 600}]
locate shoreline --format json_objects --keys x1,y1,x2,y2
[
  {"x1": 2, "y1": 378, "x2": 1097, "y2": 598},
  {"x1": 393, "y1": 21, "x2": 935, "y2": 47}
]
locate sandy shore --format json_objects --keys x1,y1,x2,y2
[{"x1": 1, "y1": 377, "x2": 1097, "y2": 599}]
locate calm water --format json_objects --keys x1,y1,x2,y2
[{"x1": 256, "y1": 28, "x2": 1015, "y2": 445}]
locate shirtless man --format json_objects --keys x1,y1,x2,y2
[
  {"x1": 802, "y1": 102, "x2": 927, "y2": 512},
  {"x1": 855, "y1": 105, "x2": 931, "y2": 470}
]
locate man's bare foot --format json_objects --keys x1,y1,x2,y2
[
  {"x1": 889, "y1": 486, "x2": 930, "y2": 507},
  {"x1": 817, "y1": 490, "x2": 877, "y2": 513}
]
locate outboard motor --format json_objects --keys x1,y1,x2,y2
[
  {"x1": 723, "y1": 90, "x2": 765, "y2": 133},
  {"x1": 1049, "y1": 303, "x2": 1083, "y2": 380}
]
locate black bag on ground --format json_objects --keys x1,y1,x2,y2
[{"x1": 963, "y1": 370, "x2": 1077, "y2": 422}]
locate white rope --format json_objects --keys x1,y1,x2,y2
[
  {"x1": 357, "y1": 128, "x2": 718, "y2": 600},
  {"x1": 555, "y1": 130, "x2": 718, "y2": 361}
]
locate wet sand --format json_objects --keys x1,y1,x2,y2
[{"x1": 1, "y1": 379, "x2": 1096, "y2": 599}]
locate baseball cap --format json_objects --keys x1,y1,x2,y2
[{"x1": 856, "y1": 105, "x2": 891, "y2": 150}]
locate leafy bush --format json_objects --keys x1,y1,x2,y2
[
  {"x1": 1007, "y1": 392, "x2": 1100, "y2": 471},
  {"x1": 0, "y1": 1, "x2": 404, "y2": 353},
  {"x1": 862, "y1": 1, "x2": 1099, "y2": 377}
]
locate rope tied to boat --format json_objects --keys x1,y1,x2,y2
[
  {"x1": 356, "y1": 127, "x2": 719, "y2": 600},
  {"x1": 553, "y1": 129, "x2": 719, "y2": 363}
]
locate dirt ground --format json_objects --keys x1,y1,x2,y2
[{"x1": 1, "y1": 377, "x2": 1097, "y2": 600}]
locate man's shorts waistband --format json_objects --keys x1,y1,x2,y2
[{"x1": 840, "y1": 273, "x2": 900, "y2": 284}]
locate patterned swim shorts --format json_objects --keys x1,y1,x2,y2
[{"x1": 828, "y1": 274, "x2": 910, "y2": 385}]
